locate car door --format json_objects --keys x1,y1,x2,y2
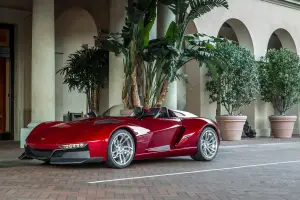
[{"x1": 137, "y1": 114, "x2": 182, "y2": 152}]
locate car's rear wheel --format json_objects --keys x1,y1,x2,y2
[
  {"x1": 191, "y1": 127, "x2": 219, "y2": 161},
  {"x1": 106, "y1": 129, "x2": 135, "y2": 168}
]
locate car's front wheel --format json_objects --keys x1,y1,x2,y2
[
  {"x1": 191, "y1": 127, "x2": 219, "y2": 161},
  {"x1": 106, "y1": 129, "x2": 136, "y2": 168}
]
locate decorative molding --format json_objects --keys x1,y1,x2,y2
[{"x1": 261, "y1": 0, "x2": 300, "y2": 10}]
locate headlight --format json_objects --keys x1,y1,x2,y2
[{"x1": 60, "y1": 143, "x2": 87, "y2": 149}]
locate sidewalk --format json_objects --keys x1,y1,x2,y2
[{"x1": 220, "y1": 137, "x2": 300, "y2": 146}]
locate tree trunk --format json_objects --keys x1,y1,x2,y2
[
  {"x1": 155, "y1": 80, "x2": 169, "y2": 107},
  {"x1": 95, "y1": 86, "x2": 101, "y2": 114},
  {"x1": 131, "y1": 64, "x2": 141, "y2": 108},
  {"x1": 122, "y1": 78, "x2": 129, "y2": 108}
]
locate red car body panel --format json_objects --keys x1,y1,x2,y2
[{"x1": 23, "y1": 109, "x2": 220, "y2": 163}]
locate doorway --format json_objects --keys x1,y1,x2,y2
[
  {"x1": 0, "y1": 58, "x2": 6, "y2": 133},
  {"x1": 0, "y1": 24, "x2": 14, "y2": 140}
]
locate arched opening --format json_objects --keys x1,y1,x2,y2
[
  {"x1": 218, "y1": 22, "x2": 239, "y2": 44},
  {"x1": 55, "y1": 7, "x2": 99, "y2": 120},
  {"x1": 267, "y1": 33, "x2": 282, "y2": 50},
  {"x1": 267, "y1": 28, "x2": 297, "y2": 53},
  {"x1": 218, "y1": 18, "x2": 254, "y2": 53},
  {"x1": 216, "y1": 19, "x2": 255, "y2": 128},
  {"x1": 266, "y1": 28, "x2": 298, "y2": 134}
]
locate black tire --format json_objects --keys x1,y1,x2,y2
[
  {"x1": 191, "y1": 127, "x2": 219, "y2": 161},
  {"x1": 43, "y1": 160, "x2": 50, "y2": 165},
  {"x1": 106, "y1": 129, "x2": 136, "y2": 169}
]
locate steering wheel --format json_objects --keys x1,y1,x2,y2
[{"x1": 154, "y1": 107, "x2": 169, "y2": 118}]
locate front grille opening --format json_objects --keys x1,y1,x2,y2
[
  {"x1": 52, "y1": 151, "x2": 64, "y2": 157},
  {"x1": 25, "y1": 147, "x2": 54, "y2": 158}
]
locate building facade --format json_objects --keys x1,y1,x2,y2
[{"x1": 0, "y1": 0, "x2": 300, "y2": 142}]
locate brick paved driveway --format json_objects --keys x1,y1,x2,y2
[{"x1": 1, "y1": 139, "x2": 300, "y2": 200}]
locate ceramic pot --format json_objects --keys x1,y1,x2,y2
[
  {"x1": 269, "y1": 115, "x2": 297, "y2": 138},
  {"x1": 216, "y1": 115, "x2": 247, "y2": 141}
]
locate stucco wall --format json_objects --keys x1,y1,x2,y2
[
  {"x1": 0, "y1": 0, "x2": 110, "y2": 140},
  {"x1": 55, "y1": 7, "x2": 98, "y2": 120},
  {"x1": 188, "y1": 0, "x2": 300, "y2": 136},
  {"x1": 54, "y1": 0, "x2": 110, "y2": 120},
  {"x1": 4, "y1": 0, "x2": 300, "y2": 140}
]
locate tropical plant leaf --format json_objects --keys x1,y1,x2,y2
[
  {"x1": 186, "y1": 0, "x2": 229, "y2": 23},
  {"x1": 165, "y1": 21, "x2": 180, "y2": 43},
  {"x1": 57, "y1": 46, "x2": 109, "y2": 94},
  {"x1": 143, "y1": 0, "x2": 158, "y2": 46}
]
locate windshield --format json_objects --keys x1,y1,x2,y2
[
  {"x1": 101, "y1": 104, "x2": 135, "y2": 117},
  {"x1": 99, "y1": 105, "x2": 182, "y2": 118}
]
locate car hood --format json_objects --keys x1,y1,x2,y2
[{"x1": 27, "y1": 117, "x2": 133, "y2": 145}]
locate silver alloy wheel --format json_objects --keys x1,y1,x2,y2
[
  {"x1": 111, "y1": 132, "x2": 134, "y2": 166},
  {"x1": 199, "y1": 129, "x2": 218, "y2": 159}
]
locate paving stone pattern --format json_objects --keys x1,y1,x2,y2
[{"x1": 0, "y1": 139, "x2": 300, "y2": 200}]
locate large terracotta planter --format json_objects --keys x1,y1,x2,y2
[
  {"x1": 216, "y1": 115, "x2": 247, "y2": 141},
  {"x1": 269, "y1": 115, "x2": 297, "y2": 138}
]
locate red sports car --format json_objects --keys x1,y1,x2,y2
[{"x1": 19, "y1": 105, "x2": 220, "y2": 168}]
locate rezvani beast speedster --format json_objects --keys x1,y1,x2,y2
[{"x1": 19, "y1": 105, "x2": 220, "y2": 168}]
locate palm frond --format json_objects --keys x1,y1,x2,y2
[{"x1": 186, "y1": 0, "x2": 228, "y2": 23}]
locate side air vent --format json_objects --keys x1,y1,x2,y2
[
  {"x1": 94, "y1": 119, "x2": 123, "y2": 125},
  {"x1": 173, "y1": 126, "x2": 186, "y2": 146}
]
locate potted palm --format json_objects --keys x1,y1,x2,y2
[
  {"x1": 98, "y1": 0, "x2": 229, "y2": 111},
  {"x1": 57, "y1": 46, "x2": 109, "y2": 115},
  {"x1": 258, "y1": 48, "x2": 300, "y2": 138},
  {"x1": 206, "y1": 41, "x2": 259, "y2": 141},
  {"x1": 152, "y1": 0, "x2": 229, "y2": 106}
]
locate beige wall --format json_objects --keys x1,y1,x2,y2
[
  {"x1": 187, "y1": 0, "x2": 300, "y2": 136},
  {"x1": 2, "y1": 0, "x2": 300, "y2": 140},
  {"x1": 0, "y1": 0, "x2": 110, "y2": 140},
  {"x1": 54, "y1": 0, "x2": 110, "y2": 120},
  {"x1": 55, "y1": 7, "x2": 98, "y2": 120}
]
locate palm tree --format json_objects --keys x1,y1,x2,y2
[
  {"x1": 57, "y1": 46, "x2": 109, "y2": 114},
  {"x1": 98, "y1": 0, "x2": 158, "y2": 109},
  {"x1": 98, "y1": 0, "x2": 229, "y2": 109},
  {"x1": 154, "y1": 0, "x2": 229, "y2": 106}
]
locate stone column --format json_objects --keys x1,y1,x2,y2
[
  {"x1": 31, "y1": 0, "x2": 55, "y2": 122},
  {"x1": 157, "y1": 3, "x2": 177, "y2": 109},
  {"x1": 20, "y1": 0, "x2": 55, "y2": 147},
  {"x1": 108, "y1": 0, "x2": 127, "y2": 108}
]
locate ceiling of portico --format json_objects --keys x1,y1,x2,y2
[
  {"x1": 0, "y1": 0, "x2": 32, "y2": 11},
  {"x1": 0, "y1": 0, "x2": 109, "y2": 33}
]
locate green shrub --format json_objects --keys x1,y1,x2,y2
[
  {"x1": 258, "y1": 48, "x2": 300, "y2": 115},
  {"x1": 206, "y1": 41, "x2": 259, "y2": 115}
]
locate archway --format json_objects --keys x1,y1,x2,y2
[
  {"x1": 267, "y1": 28, "x2": 297, "y2": 53},
  {"x1": 266, "y1": 28, "x2": 298, "y2": 134},
  {"x1": 217, "y1": 19, "x2": 255, "y2": 128},
  {"x1": 218, "y1": 18, "x2": 254, "y2": 53},
  {"x1": 55, "y1": 7, "x2": 98, "y2": 120}
]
